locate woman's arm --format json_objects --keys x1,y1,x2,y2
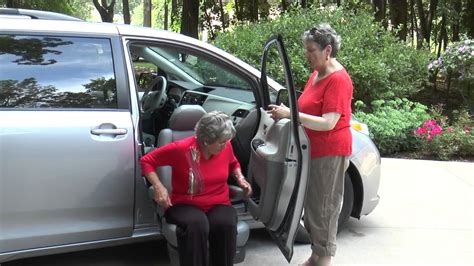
[
  {"x1": 232, "y1": 168, "x2": 252, "y2": 198},
  {"x1": 141, "y1": 144, "x2": 177, "y2": 209},
  {"x1": 299, "y1": 111, "x2": 340, "y2": 131},
  {"x1": 267, "y1": 103, "x2": 341, "y2": 131},
  {"x1": 144, "y1": 171, "x2": 172, "y2": 209}
]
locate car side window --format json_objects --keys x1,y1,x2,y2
[{"x1": 0, "y1": 35, "x2": 117, "y2": 109}]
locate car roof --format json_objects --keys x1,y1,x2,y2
[{"x1": 0, "y1": 8, "x2": 82, "y2": 21}]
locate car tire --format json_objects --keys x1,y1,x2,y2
[
  {"x1": 295, "y1": 172, "x2": 354, "y2": 244},
  {"x1": 338, "y1": 172, "x2": 354, "y2": 230}
]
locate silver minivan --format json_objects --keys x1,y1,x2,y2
[{"x1": 0, "y1": 8, "x2": 380, "y2": 265}]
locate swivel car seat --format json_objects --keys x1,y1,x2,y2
[{"x1": 144, "y1": 104, "x2": 250, "y2": 265}]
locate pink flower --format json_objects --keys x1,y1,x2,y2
[
  {"x1": 464, "y1": 125, "x2": 471, "y2": 133},
  {"x1": 447, "y1": 127, "x2": 454, "y2": 132},
  {"x1": 423, "y1": 119, "x2": 437, "y2": 128},
  {"x1": 415, "y1": 127, "x2": 427, "y2": 135},
  {"x1": 431, "y1": 125, "x2": 443, "y2": 135}
]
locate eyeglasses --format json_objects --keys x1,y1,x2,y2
[{"x1": 309, "y1": 27, "x2": 322, "y2": 35}]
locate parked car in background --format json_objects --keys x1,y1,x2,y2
[{"x1": 0, "y1": 8, "x2": 380, "y2": 265}]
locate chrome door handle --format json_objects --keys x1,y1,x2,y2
[{"x1": 90, "y1": 128, "x2": 128, "y2": 136}]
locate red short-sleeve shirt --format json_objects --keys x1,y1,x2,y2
[
  {"x1": 140, "y1": 136, "x2": 241, "y2": 212},
  {"x1": 298, "y1": 69, "x2": 353, "y2": 158}
]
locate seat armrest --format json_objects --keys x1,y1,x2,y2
[{"x1": 229, "y1": 185, "x2": 244, "y2": 202}]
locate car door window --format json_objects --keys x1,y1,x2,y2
[
  {"x1": 0, "y1": 35, "x2": 117, "y2": 109},
  {"x1": 129, "y1": 43, "x2": 255, "y2": 104}
]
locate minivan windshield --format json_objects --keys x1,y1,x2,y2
[{"x1": 149, "y1": 47, "x2": 251, "y2": 90}]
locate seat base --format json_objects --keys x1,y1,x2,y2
[{"x1": 167, "y1": 243, "x2": 246, "y2": 265}]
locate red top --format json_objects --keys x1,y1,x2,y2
[
  {"x1": 140, "y1": 136, "x2": 240, "y2": 212},
  {"x1": 298, "y1": 69, "x2": 353, "y2": 158}
]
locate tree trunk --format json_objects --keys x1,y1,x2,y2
[
  {"x1": 437, "y1": 14, "x2": 446, "y2": 57},
  {"x1": 251, "y1": 0, "x2": 259, "y2": 21},
  {"x1": 180, "y1": 0, "x2": 199, "y2": 39},
  {"x1": 143, "y1": 0, "x2": 152, "y2": 27},
  {"x1": 452, "y1": 0, "x2": 461, "y2": 41},
  {"x1": 281, "y1": 0, "x2": 288, "y2": 12},
  {"x1": 426, "y1": 0, "x2": 439, "y2": 44},
  {"x1": 389, "y1": 0, "x2": 408, "y2": 41},
  {"x1": 415, "y1": 0, "x2": 438, "y2": 47},
  {"x1": 410, "y1": 0, "x2": 417, "y2": 47},
  {"x1": 235, "y1": 0, "x2": 242, "y2": 20},
  {"x1": 93, "y1": 0, "x2": 116, "y2": 22},
  {"x1": 164, "y1": 0, "x2": 169, "y2": 30},
  {"x1": 171, "y1": 0, "x2": 178, "y2": 28},
  {"x1": 259, "y1": 0, "x2": 270, "y2": 18},
  {"x1": 6, "y1": 0, "x2": 20, "y2": 8},
  {"x1": 464, "y1": 0, "x2": 474, "y2": 38},
  {"x1": 373, "y1": 0, "x2": 386, "y2": 27},
  {"x1": 219, "y1": 0, "x2": 227, "y2": 29},
  {"x1": 123, "y1": 0, "x2": 131, "y2": 24}
]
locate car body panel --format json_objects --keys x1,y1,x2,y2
[
  {"x1": 0, "y1": 111, "x2": 135, "y2": 253},
  {"x1": 349, "y1": 130, "x2": 381, "y2": 215}
]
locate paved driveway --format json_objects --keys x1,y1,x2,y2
[
  {"x1": 5, "y1": 158, "x2": 473, "y2": 265},
  {"x1": 242, "y1": 158, "x2": 473, "y2": 265}
]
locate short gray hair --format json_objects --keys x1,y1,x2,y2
[
  {"x1": 302, "y1": 23, "x2": 341, "y2": 57},
  {"x1": 195, "y1": 111, "x2": 236, "y2": 145}
]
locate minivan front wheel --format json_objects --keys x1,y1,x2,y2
[{"x1": 295, "y1": 172, "x2": 354, "y2": 244}]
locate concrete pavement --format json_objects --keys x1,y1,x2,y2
[
  {"x1": 4, "y1": 158, "x2": 473, "y2": 265},
  {"x1": 239, "y1": 158, "x2": 474, "y2": 265}
]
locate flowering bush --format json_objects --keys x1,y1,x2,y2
[
  {"x1": 413, "y1": 106, "x2": 473, "y2": 160},
  {"x1": 427, "y1": 39, "x2": 474, "y2": 114},
  {"x1": 354, "y1": 98, "x2": 429, "y2": 155},
  {"x1": 414, "y1": 119, "x2": 443, "y2": 141},
  {"x1": 428, "y1": 39, "x2": 474, "y2": 81}
]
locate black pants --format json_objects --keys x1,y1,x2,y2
[{"x1": 165, "y1": 204, "x2": 237, "y2": 266}]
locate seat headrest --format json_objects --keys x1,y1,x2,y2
[{"x1": 169, "y1": 105, "x2": 207, "y2": 131}]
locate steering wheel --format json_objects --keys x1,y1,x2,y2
[{"x1": 141, "y1": 75, "x2": 168, "y2": 115}]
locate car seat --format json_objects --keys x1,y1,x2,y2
[{"x1": 145, "y1": 104, "x2": 250, "y2": 265}]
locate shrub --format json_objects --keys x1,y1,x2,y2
[
  {"x1": 427, "y1": 39, "x2": 474, "y2": 114},
  {"x1": 413, "y1": 105, "x2": 473, "y2": 160},
  {"x1": 354, "y1": 98, "x2": 430, "y2": 155},
  {"x1": 213, "y1": 6, "x2": 432, "y2": 107}
]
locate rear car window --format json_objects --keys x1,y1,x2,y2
[{"x1": 0, "y1": 35, "x2": 117, "y2": 109}]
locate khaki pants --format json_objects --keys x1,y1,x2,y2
[{"x1": 303, "y1": 155, "x2": 349, "y2": 257}]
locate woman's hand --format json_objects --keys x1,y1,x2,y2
[
  {"x1": 236, "y1": 177, "x2": 253, "y2": 198},
  {"x1": 153, "y1": 184, "x2": 172, "y2": 209},
  {"x1": 267, "y1": 103, "x2": 290, "y2": 120}
]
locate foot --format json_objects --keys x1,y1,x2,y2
[
  {"x1": 317, "y1": 256, "x2": 332, "y2": 266},
  {"x1": 299, "y1": 255, "x2": 318, "y2": 266}
]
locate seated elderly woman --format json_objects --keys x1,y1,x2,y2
[{"x1": 140, "y1": 111, "x2": 252, "y2": 266}]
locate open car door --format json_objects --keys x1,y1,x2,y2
[{"x1": 247, "y1": 34, "x2": 311, "y2": 262}]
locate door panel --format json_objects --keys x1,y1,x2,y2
[
  {"x1": 248, "y1": 35, "x2": 310, "y2": 262},
  {"x1": 0, "y1": 111, "x2": 135, "y2": 253},
  {"x1": 249, "y1": 112, "x2": 292, "y2": 229}
]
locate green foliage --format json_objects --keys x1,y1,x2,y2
[
  {"x1": 213, "y1": 6, "x2": 432, "y2": 107},
  {"x1": 354, "y1": 98, "x2": 430, "y2": 155}
]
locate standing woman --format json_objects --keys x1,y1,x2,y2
[{"x1": 268, "y1": 23, "x2": 353, "y2": 266}]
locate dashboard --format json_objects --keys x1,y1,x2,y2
[{"x1": 167, "y1": 80, "x2": 256, "y2": 126}]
